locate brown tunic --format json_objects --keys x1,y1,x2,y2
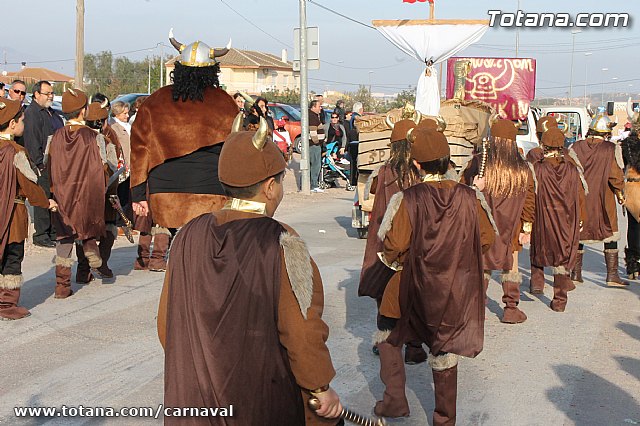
[
  {"x1": 159, "y1": 209, "x2": 337, "y2": 426},
  {"x1": 359, "y1": 164, "x2": 405, "y2": 299},
  {"x1": 571, "y1": 137, "x2": 625, "y2": 243},
  {"x1": 49, "y1": 124, "x2": 107, "y2": 240},
  {"x1": 463, "y1": 155, "x2": 535, "y2": 270},
  {"x1": 530, "y1": 151, "x2": 584, "y2": 269},
  {"x1": 1, "y1": 140, "x2": 49, "y2": 256},
  {"x1": 383, "y1": 181, "x2": 488, "y2": 357}
]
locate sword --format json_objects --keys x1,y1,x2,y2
[
  {"x1": 108, "y1": 195, "x2": 134, "y2": 243},
  {"x1": 308, "y1": 397, "x2": 386, "y2": 426},
  {"x1": 107, "y1": 167, "x2": 125, "y2": 189}
]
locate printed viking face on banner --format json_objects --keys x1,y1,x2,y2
[{"x1": 467, "y1": 60, "x2": 515, "y2": 101}]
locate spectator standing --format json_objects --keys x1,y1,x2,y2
[
  {"x1": 254, "y1": 97, "x2": 275, "y2": 131},
  {"x1": 334, "y1": 100, "x2": 346, "y2": 125},
  {"x1": 0, "y1": 82, "x2": 5, "y2": 97},
  {"x1": 233, "y1": 92, "x2": 246, "y2": 114},
  {"x1": 7, "y1": 80, "x2": 27, "y2": 105},
  {"x1": 308, "y1": 100, "x2": 325, "y2": 193},
  {"x1": 110, "y1": 101, "x2": 132, "y2": 214},
  {"x1": 23, "y1": 80, "x2": 62, "y2": 248},
  {"x1": 316, "y1": 94, "x2": 327, "y2": 125},
  {"x1": 128, "y1": 96, "x2": 148, "y2": 125},
  {"x1": 324, "y1": 112, "x2": 347, "y2": 157}
]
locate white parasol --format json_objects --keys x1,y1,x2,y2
[{"x1": 373, "y1": 19, "x2": 489, "y2": 115}]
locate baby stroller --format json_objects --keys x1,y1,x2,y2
[{"x1": 319, "y1": 140, "x2": 355, "y2": 191}]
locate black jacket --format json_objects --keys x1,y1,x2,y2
[{"x1": 24, "y1": 102, "x2": 63, "y2": 168}]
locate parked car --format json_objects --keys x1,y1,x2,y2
[
  {"x1": 268, "y1": 103, "x2": 303, "y2": 153},
  {"x1": 112, "y1": 93, "x2": 148, "y2": 106}
]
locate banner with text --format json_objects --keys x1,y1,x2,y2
[{"x1": 446, "y1": 57, "x2": 536, "y2": 120}]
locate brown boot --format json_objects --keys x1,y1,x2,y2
[
  {"x1": 0, "y1": 275, "x2": 31, "y2": 320},
  {"x1": 96, "y1": 228, "x2": 116, "y2": 278},
  {"x1": 134, "y1": 234, "x2": 152, "y2": 270},
  {"x1": 404, "y1": 341, "x2": 427, "y2": 365},
  {"x1": 55, "y1": 257, "x2": 74, "y2": 299},
  {"x1": 529, "y1": 265, "x2": 545, "y2": 294},
  {"x1": 605, "y1": 249, "x2": 629, "y2": 287},
  {"x1": 570, "y1": 250, "x2": 584, "y2": 283},
  {"x1": 550, "y1": 270, "x2": 573, "y2": 312},
  {"x1": 430, "y1": 353, "x2": 458, "y2": 426},
  {"x1": 374, "y1": 341, "x2": 410, "y2": 418},
  {"x1": 148, "y1": 229, "x2": 170, "y2": 272},
  {"x1": 501, "y1": 273, "x2": 527, "y2": 324},
  {"x1": 75, "y1": 243, "x2": 94, "y2": 284}
]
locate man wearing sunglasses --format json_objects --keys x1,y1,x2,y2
[
  {"x1": 7, "y1": 80, "x2": 27, "y2": 104},
  {"x1": 24, "y1": 80, "x2": 64, "y2": 248}
]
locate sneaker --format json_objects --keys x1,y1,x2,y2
[
  {"x1": 311, "y1": 188, "x2": 324, "y2": 193},
  {"x1": 339, "y1": 158, "x2": 351, "y2": 165}
]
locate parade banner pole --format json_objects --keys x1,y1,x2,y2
[{"x1": 299, "y1": 0, "x2": 311, "y2": 194}]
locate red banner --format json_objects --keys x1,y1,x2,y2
[{"x1": 446, "y1": 57, "x2": 536, "y2": 121}]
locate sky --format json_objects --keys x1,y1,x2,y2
[{"x1": 1, "y1": 0, "x2": 638, "y2": 102}]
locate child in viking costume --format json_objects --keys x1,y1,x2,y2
[
  {"x1": 462, "y1": 119, "x2": 536, "y2": 324},
  {"x1": 569, "y1": 109, "x2": 627, "y2": 286},
  {"x1": 47, "y1": 88, "x2": 117, "y2": 298},
  {"x1": 526, "y1": 115, "x2": 559, "y2": 163},
  {"x1": 622, "y1": 101, "x2": 640, "y2": 280},
  {"x1": 0, "y1": 98, "x2": 54, "y2": 319},
  {"x1": 157, "y1": 115, "x2": 343, "y2": 425},
  {"x1": 358, "y1": 114, "x2": 427, "y2": 365},
  {"x1": 528, "y1": 128, "x2": 588, "y2": 311},
  {"x1": 374, "y1": 128, "x2": 495, "y2": 423},
  {"x1": 74, "y1": 99, "x2": 120, "y2": 283},
  {"x1": 130, "y1": 29, "x2": 238, "y2": 228}
]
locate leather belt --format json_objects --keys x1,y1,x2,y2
[
  {"x1": 627, "y1": 178, "x2": 640, "y2": 182},
  {"x1": 14, "y1": 196, "x2": 26, "y2": 205}
]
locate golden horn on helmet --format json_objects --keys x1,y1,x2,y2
[
  {"x1": 406, "y1": 127, "x2": 417, "y2": 143},
  {"x1": 586, "y1": 104, "x2": 595, "y2": 118},
  {"x1": 211, "y1": 39, "x2": 232, "y2": 59},
  {"x1": 436, "y1": 115, "x2": 447, "y2": 132},
  {"x1": 100, "y1": 98, "x2": 109, "y2": 109},
  {"x1": 252, "y1": 117, "x2": 269, "y2": 150},
  {"x1": 627, "y1": 97, "x2": 635, "y2": 120},
  {"x1": 168, "y1": 28, "x2": 185, "y2": 52},
  {"x1": 231, "y1": 112, "x2": 244, "y2": 133},
  {"x1": 413, "y1": 110, "x2": 422, "y2": 125},
  {"x1": 514, "y1": 120, "x2": 522, "y2": 129},
  {"x1": 385, "y1": 113, "x2": 395, "y2": 130}
]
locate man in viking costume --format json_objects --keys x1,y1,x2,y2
[
  {"x1": 528, "y1": 128, "x2": 588, "y2": 311},
  {"x1": 569, "y1": 109, "x2": 627, "y2": 286},
  {"x1": 0, "y1": 98, "x2": 53, "y2": 319},
  {"x1": 130, "y1": 29, "x2": 238, "y2": 228},
  {"x1": 623, "y1": 101, "x2": 640, "y2": 280},
  {"x1": 48, "y1": 88, "x2": 117, "y2": 298},
  {"x1": 359, "y1": 114, "x2": 449, "y2": 365},
  {"x1": 157, "y1": 115, "x2": 343, "y2": 425},
  {"x1": 374, "y1": 127, "x2": 495, "y2": 423},
  {"x1": 462, "y1": 119, "x2": 536, "y2": 324}
]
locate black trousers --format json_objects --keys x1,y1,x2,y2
[
  {"x1": 629, "y1": 214, "x2": 640, "y2": 255},
  {"x1": 33, "y1": 169, "x2": 55, "y2": 242},
  {"x1": 1, "y1": 242, "x2": 24, "y2": 275}
]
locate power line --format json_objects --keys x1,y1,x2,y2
[
  {"x1": 3, "y1": 46, "x2": 162, "y2": 66},
  {"x1": 218, "y1": 0, "x2": 294, "y2": 49},
  {"x1": 307, "y1": 0, "x2": 375, "y2": 29}
]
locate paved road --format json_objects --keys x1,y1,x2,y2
[{"x1": 2, "y1": 184, "x2": 639, "y2": 425}]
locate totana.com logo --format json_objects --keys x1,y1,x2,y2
[{"x1": 488, "y1": 10, "x2": 630, "y2": 28}]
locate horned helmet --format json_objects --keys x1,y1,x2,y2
[
  {"x1": 588, "y1": 107, "x2": 617, "y2": 135},
  {"x1": 626, "y1": 97, "x2": 640, "y2": 132},
  {"x1": 169, "y1": 28, "x2": 231, "y2": 67}
]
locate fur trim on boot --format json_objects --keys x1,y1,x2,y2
[
  {"x1": 0, "y1": 277, "x2": 30, "y2": 320},
  {"x1": 428, "y1": 352, "x2": 459, "y2": 371},
  {"x1": 0, "y1": 274, "x2": 23, "y2": 290},
  {"x1": 55, "y1": 256, "x2": 74, "y2": 268}
]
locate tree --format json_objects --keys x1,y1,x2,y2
[
  {"x1": 344, "y1": 85, "x2": 379, "y2": 113},
  {"x1": 260, "y1": 88, "x2": 300, "y2": 104},
  {"x1": 389, "y1": 89, "x2": 416, "y2": 110}
]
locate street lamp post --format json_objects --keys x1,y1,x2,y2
[
  {"x1": 601, "y1": 68, "x2": 608, "y2": 106},
  {"x1": 368, "y1": 71, "x2": 373, "y2": 94},
  {"x1": 147, "y1": 50, "x2": 153, "y2": 94},
  {"x1": 569, "y1": 29, "x2": 581, "y2": 106},
  {"x1": 584, "y1": 52, "x2": 592, "y2": 106},
  {"x1": 612, "y1": 77, "x2": 619, "y2": 100}
]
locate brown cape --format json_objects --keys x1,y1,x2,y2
[
  {"x1": 49, "y1": 126, "x2": 106, "y2": 240},
  {"x1": 165, "y1": 214, "x2": 303, "y2": 425},
  {"x1": 359, "y1": 164, "x2": 403, "y2": 299},
  {"x1": 130, "y1": 86, "x2": 238, "y2": 188},
  {"x1": 531, "y1": 153, "x2": 581, "y2": 269},
  {"x1": 389, "y1": 183, "x2": 484, "y2": 358},
  {"x1": 571, "y1": 138, "x2": 621, "y2": 242},
  {"x1": 0, "y1": 142, "x2": 17, "y2": 262}
]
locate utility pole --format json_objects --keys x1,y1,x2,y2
[
  {"x1": 159, "y1": 44, "x2": 164, "y2": 88},
  {"x1": 569, "y1": 29, "x2": 581, "y2": 106},
  {"x1": 299, "y1": 0, "x2": 310, "y2": 194},
  {"x1": 75, "y1": 0, "x2": 84, "y2": 90}
]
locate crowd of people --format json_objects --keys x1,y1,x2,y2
[{"x1": 1, "y1": 29, "x2": 639, "y2": 425}]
